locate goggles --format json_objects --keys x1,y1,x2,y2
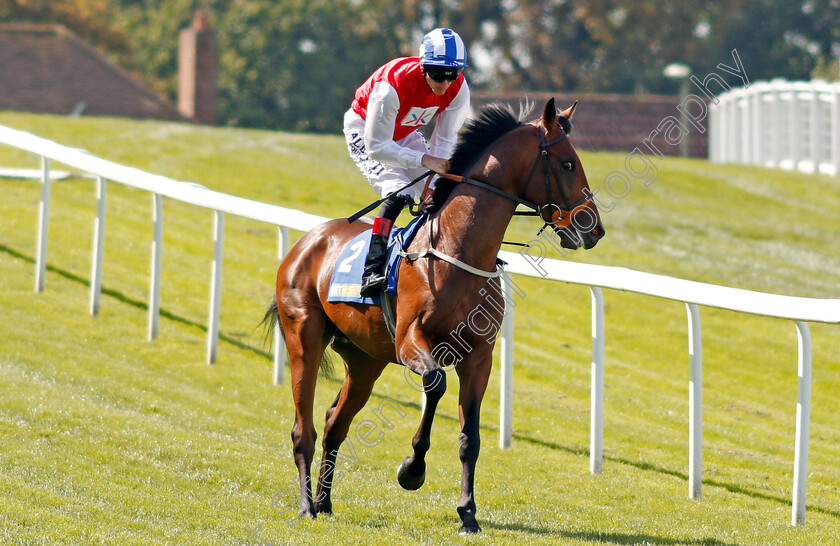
[{"x1": 424, "y1": 65, "x2": 464, "y2": 83}]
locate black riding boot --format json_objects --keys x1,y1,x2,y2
[
  {"x1": 359, "y1": 233, "x2": 389, "y2": 297},
  {"x1": 359, "y1": 194, "x2": 411, "y2": 297}
]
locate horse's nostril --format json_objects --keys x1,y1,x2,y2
[{"x1": 591, "y1": 226, "x2": 601, "y2": 237}]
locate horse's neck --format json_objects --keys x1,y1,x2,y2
[
  {"x1": 429, "y1": 185, "x2": 516, "y2": 272},
  {"x1": 425, "y1": 127, "x2": 530, "y2": 272}
]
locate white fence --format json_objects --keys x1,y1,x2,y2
[
  {"x1": 2, "y1": 124, "x2": 839, "y2": 527},
  {"x1": 709, "y1": 78, "x2": 840, "y2": 175}
]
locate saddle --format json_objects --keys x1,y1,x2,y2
[{"x1": 327, "y1": 214, "x2": 428, "y2": 308}]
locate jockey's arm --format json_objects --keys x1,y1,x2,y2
[{"x1": 363, "y1": 82, "x2": 426, "y2": 169}]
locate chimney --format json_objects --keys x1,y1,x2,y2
[{"x1": 178, "y1": 11, "x2": 218, "y2": 124}]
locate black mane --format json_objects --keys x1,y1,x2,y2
[
  {"x1": 449, "y1": 102, "x2": 529, "y2": 176},
  {"x1": 427, "y1": 101, "x2": 572, "y2": 212}
]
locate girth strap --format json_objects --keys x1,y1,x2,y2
[
  {"x1": 379, "y1": 284, "x2": 397, "y2": 343},
  {"x1": 379, "y1": 247, "x2": 504, "y2": 346}
]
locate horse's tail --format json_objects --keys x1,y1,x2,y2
[
  {"x1": 258, "y1": 295, "x2": 334, "y2": 378},
  {"x1": 259, "y1": 294, "x2": 281, "y2": 346}
]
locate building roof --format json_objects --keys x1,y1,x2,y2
[{"x1": 0, "y1": 23, "x2": 183, "y2": 121}]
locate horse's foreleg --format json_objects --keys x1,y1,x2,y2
[
  {"x1": 397, "y1": 346, "x2": 447, "y2": 490},
  {"x1": 455, "y1": 357, "x2": 492, "y2": 534}
]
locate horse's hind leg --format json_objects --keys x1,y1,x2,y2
[
  {"x1": 454, "y1": 355, "x2": 493, "y2": 534},
  {"x1": 315, "y1": 337, "x2": 387, "y2": 515},
  {"x1": 281, "y1": 309, "x2": 330, "y2": 519}
]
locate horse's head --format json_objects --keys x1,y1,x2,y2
[{"x1": 524, "y1": 98, "x2": 605, "y2": 250}]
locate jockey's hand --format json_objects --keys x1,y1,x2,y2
[{"x1": 421, "y1": 154, "x2": 450, "y2": 174}]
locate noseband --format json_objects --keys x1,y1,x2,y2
[{"x1": 438, "y1": 121, "x2": 594, "y2": 233}]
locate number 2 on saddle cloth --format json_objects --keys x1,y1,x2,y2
[{"x1": 327, "y1": 213, "x2": 429, "y2": 306}]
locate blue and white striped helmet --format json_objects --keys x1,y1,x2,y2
[{"x1": 419, "y1": 28, "x2": 468, "y2": 68}]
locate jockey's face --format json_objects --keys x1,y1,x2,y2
[
  {"x1": 423, "y1": 65, "x2": 462, "y2": 96},
  {"x1": 422, "y1": 65, "x2": 462, "y2": 96},
  {"x1": 424, "y1": 72, "x2": 452, "y2": 96},
  {"x1": 424, "y1": 74, "x2": 452, "y2": 96}
]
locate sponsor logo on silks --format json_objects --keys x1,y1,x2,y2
[{"x1": 401, "y1": 106, "x2": 439, "y2": 127}]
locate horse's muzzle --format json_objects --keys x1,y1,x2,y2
[
  {"x1": 581, "y1": 222, "x2": 605, "y2": 249},
  {"x1": 556, "y1": 222, "x2": 605, "y2": 250}
]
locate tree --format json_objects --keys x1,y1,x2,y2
[
  {"x1": 570, "y1": 0, "x2": 820, "y2": 94},
  {"x1": 0, "y1": 0, "x2": 129, "y2": 54},
  {"x1": 5, "y1": 0, "x2": 837, "y2": 130},
  {"x1": 694, "y1": 0, "x2": 815, "y2": 87},
  {"x1": 109, "y1": 0, "x2": 408, "y2": 131},
  {"x1": 213, "y1": 0, "x2": 397, "y2": 131}
]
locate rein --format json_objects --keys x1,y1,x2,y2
[{"x1": 436, "y1": 123, "x2": 593, "y2": 232}]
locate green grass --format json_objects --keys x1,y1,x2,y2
[{"x1": 0, "y1": 111, "x2": 839, "y2": 545}]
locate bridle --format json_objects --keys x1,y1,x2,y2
[{"x1": 436, "y1": 120, "x2": 595, "y2": 234}]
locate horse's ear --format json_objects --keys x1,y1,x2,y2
[
  {"x1": 561, "y1": 100, "x2": 579, "y2": 120},
  {"x1": 541, "y1": 98, "x2": 557, "y2": 132}
]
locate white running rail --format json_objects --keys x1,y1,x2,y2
[
  {"x1": 1, "y1": 124, "x2": 838, "y2": 527},
  {"x1": 710, "y1": 78, "x2": 840, "y2": 175}
]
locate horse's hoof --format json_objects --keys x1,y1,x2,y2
[
  {"x1": 315, "y1": 501, "x2": 332, "y2": 515},
  {"x1": 458, "y1": 524, "x2": 482, "y2": 535},
  {"x1": 397, "y1": 458, "x2": 425, "y2": 490},
  {"x1": 298, "y1": 508, "x2": 316, "y2": 520}
]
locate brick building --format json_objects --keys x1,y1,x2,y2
[
  {"x1": 0, "y1": 23, "x2": 184, "y2": 121},
  {"x1": 471, "y1": 92, "x2": 709, "y2": 157}
]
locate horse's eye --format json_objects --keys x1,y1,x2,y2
[{"x1": 561, "y1": 160, "x2": 575, "y2": 171}]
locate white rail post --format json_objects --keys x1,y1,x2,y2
[
  {"x1": 90, "y1": 176, "x2": 107, "y2": 316},
  {"x1": 148, "y1": 194, "x2": 163, "y2": 341},
  {"x1": 686, "y1": 303, "x2": 703, "y2": 499},
  {"x1": 713, "y1": 95, "x2": 724, "y2": 163},
  {"x1": 590, "y1": 286, "x2": 605, "y2": 474},
  {"x1": 273, "y1": 226, "x2": 290, "y2": 385},
  {"x1": 741, "y1": 93, "x2": 752, "y2": 164},
  {"x1": 792, "y1": 321, "x2": 812, "y2": 526},
  {"x1": 790, "y1": 87, "x2": 802, "y2": 170},
  {"x1": 810, "y1": 85, "x2": 822, "y2": 173},
  {"x1": 717, "y1": 94, "x2": 727, "y2": 162},
  {"x1": 35, "y1": 156, "x2": 51, "y2": 293},
  {"x1": 499, "y1": 272, "x2": 515, "y2": 449},
  {"x1": 714, "y1": 95, "x2": 726, "y2": 163},
  {"x1": 708, "y1": 101, "x2": 719, "y2": 162},
  {"x1": 832, "y1": 83, "x2": 840, "y2": 175},
  {"x1": 728, "y1": 95, "x2": 740, "y2": 163},
  {"x1": 770, "y1": 80, "x2": 784, "y2": 168},
  {"x1": 720, "y1": 94, "x2": 730, "y2": 162},
  {"x1": 751, "y1": 87, "x2": 763, "y2": 166},
  {"x1": 207, "y1": 210, "x2": 225, "y2": 364}
]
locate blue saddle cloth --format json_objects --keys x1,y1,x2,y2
[{"x1": 327, "y1": 214, "x2": 427, "y2": 305}]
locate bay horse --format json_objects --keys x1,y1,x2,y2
[{"x1": 263, "y1": 98, "x2": 604, "y2": 533}]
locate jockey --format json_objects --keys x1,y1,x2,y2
[{"x1": 344, "y1": 27, "x2": 470, "y2": 297}]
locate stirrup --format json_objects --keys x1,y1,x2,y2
[{"x1": 360, "y1": 272, "x2": 386, "y2": 297}]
